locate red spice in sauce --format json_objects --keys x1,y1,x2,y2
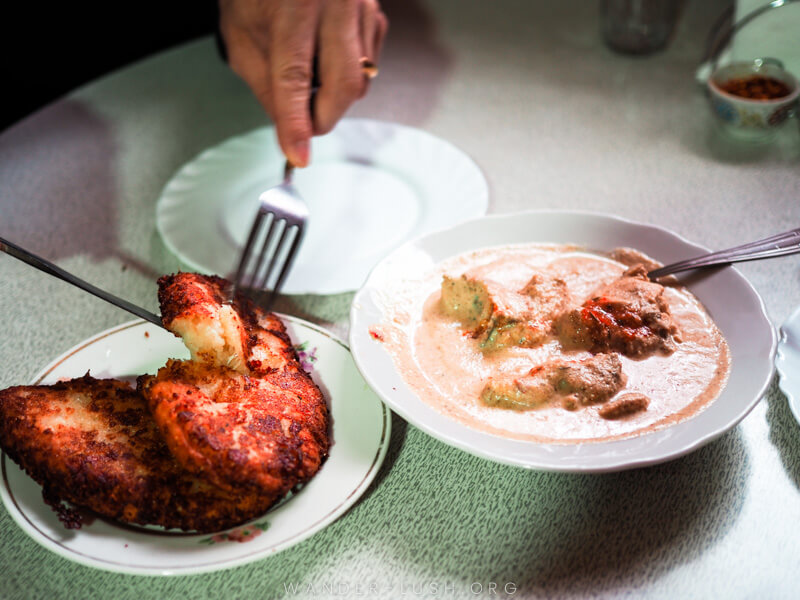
[
  {"x1": 581, "y1": 297, "x2": 645, "y2": 341},
  {"x1": 718, "y1": 76, "x2": 792, "y2": 100}
]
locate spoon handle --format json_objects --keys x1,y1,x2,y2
[{"x1": 649, "y1": 227, "x2": 800, "y2": 279}]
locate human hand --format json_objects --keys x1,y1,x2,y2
[{"x1": 218, "y1": 0, "x2": 388, "y2": 167}]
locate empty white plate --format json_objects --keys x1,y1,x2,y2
[{"x1": 156, "y1": 119, "x2": 488, "y2": 295}]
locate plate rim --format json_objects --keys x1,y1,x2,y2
[
  {"x1": 155, "y1": 118, "x2": 489, "y2": 295},
  {"x1": 349, "y1": 208, "x2": 777, "y2": 473},
  {"x1": 0, "y1": 316, "x2": 391, "y2": 576},
  {"x1": 777, "y1": 304, "x2": 800, "y2": 424}
]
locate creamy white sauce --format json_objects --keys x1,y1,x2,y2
[{"x1": 373, "y1": 244, "x2": 731, "y2": 443}]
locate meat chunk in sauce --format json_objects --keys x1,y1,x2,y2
[
  {"x1": 440, "y1": 270, "x2": 569, "y2": 352},
  {"x1": 598, "y1": 393, "x2": 650, "y2": 420},
  {"x1": 556, "y1": 265, "x2": 678, "y2": 358},
  {"x1": 480, "y1": 353, "x2": 627, "y2": 411}
]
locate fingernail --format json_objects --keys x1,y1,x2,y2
[{"x1": 292, "y1": 141, "x2": 310, "y2": 168}]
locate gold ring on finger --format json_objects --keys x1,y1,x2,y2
[{"x1": 360, "y1": 56, "x2": 379, "y2": 79}]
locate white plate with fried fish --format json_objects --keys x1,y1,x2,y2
[
  {"x1": 0, "y1": 316, "x2": 390, "y2": 575},
  {"x1": 350, "y1": 210, "x2": 776, "y2": 472}
]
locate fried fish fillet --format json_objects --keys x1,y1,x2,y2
[
  {"x1": 139, "y1": 273, "x2": 330, "y2": 499},
  {"x1": 0, "y1": 375, "x2": 276, "y2": 532}
]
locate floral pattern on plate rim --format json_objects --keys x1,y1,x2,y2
[
  {"x1": 199, "y1": 521, "x2": 270, "y2": 544},
  {"x1": 294, "y1": 342, "x2": 319, "y2": 372}
]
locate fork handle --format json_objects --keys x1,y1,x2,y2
[
  {"x1": 0, "y1": 236, "x2": 164, "y2": 328},
  {"x1": 648, "y1": 227, "x2": 800, "y2": 278}
]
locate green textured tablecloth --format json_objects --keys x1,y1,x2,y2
[{"x1": 2, "y1": 2, "x2": 800, "y2": 598}]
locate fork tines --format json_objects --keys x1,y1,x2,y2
[{"x1": 231, "y1": 188, "x2": 307, "y2": 306}]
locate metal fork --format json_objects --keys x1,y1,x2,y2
[
  {"x1": 229, "y1": 160, "x2": 309, "y2": 306},
  {"x1": 228, "y1": 66, "x2": 322, "y2": 307},
  {"x1": 648, "y1": 226, "x2": 800, "y2": 279}
]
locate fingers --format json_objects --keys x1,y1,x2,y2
[
  {"x1": 218, "y1": 1, "x2": 278, "y2": 123},
  {"x1": 268, "y1": 1, "x2": 320, "y2": 167},
  {"x1": 222, "y1": 28, "x2": 276, "y2": 118},
  {"x1": 314, "y1": 0, "x2": 388, "y2": 135},
  {"x1": 360, "y1": 0, "x2": 388, "y2": 65},
  {"x1": 314, "y1": 0, "x2": 363, "y2": 135},
  {"x1": 219, "y1": 0, "x2": 388, "y2": 165}
]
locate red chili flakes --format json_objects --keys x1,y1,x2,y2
[
  {"x1": 719, "y1": 76, "x2": 792, "y2": 100},
  {"x1": 144, "y1": 331, "x2": 150, "y2": 338},
  {"x1": 369, "y1": 327, "x2": 385, "y2": 342}
]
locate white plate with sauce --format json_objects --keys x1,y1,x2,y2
[
  {"x1": 349, "y1": 210, "x2": 776, "y2": 473},
  {"x1": 156, "y1": 119, "x2": 488, "y2": 295},
  {"x1": 777, "y1": 305, "x2": 800, "y2": 425},
  {"x1": 0, "y1": 317, "x2": 391, "y2": 575}
]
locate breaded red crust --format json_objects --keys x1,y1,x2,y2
[
  {"x1": 0, "y1": 375, "x2": 277, "y2": 532},
  {"x1": 140, "y1": 360, "x2": 329, "y2": 497},
  {"x1": 140, "y1": 273, "x2": 330, "y2": 497},
  {"x1": 157, "y1": 272, "x2": 295, "y2": 372}
]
